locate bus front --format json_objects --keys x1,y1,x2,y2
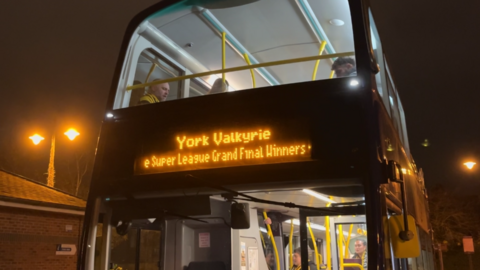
[{"x1": 78, "y1": 1, "x2": 409, "y2": 270}]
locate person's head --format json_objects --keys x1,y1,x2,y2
[
  {"x1": 354, "y1": 239, "x2": 367, "y2": 255},
  {"x1": 331, "y1": 57, "x2": 356, "y2": 77},
  {"x1": 149, "y1": 79, "x2": 170, "y2": 101},
  {"x1": 265, "y1": 248, "x2": 275, "y2": 268},
  {"x1": 292, "y1": 247, "x2": 301, "y2": 266},
  {"x1": 208, "y1": 78, "x2": 229, "y2": 94}
]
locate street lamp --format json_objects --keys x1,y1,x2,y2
[
  {"x1": 464, "y1": 162, "x2": 476, "y2": 170},
  {"x1": 29, "y1": 128, "x2": 80, "y2": 187},
  {"x1": 29, "y1": 134, "x2": 45, "y2": 145},
  {"x1": 64, "y1": 128, "x2": 80, "y2": 141}
]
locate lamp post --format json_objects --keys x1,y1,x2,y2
[{"x1": 29, "y1": 128, "x2": 80, "y2": 187}]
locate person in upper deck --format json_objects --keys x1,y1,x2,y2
[
  {"x1": 207, "y1": 78, "x2": 229, "y2": 94},
  {"x1": 331, "y1": 57, "x2": 357, "y2": 77},
  {"x1": 291, "y1": 247, "x2": 317, "y2": 270},
  {"x1": 137, "y1": 79, "x2": 170, "y2": 105}
]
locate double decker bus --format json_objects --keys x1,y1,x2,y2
[{"x1": 78, "y1": 0, "x2": 435, "y2": 269}]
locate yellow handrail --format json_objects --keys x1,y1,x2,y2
[
  {"x1": 260, "y1": 231, "x2": 266, "y2": 249},
  {"x1": 329, "y1": 70, "x2": 335, "y2": 79},
  {"x1": 338, "y1": 224, "x2": 344, "y2": 270},
  {"x1": 325, "y1": 203, "x2": 332, "y2": 270},
  {"x1": 145, "y1": 63, "x2": 157, "y2": 84},
  {"x1": 222, "y1": 32, "x2": 226, "y2": 83},
  {"x1": 263, "y1": 212, "x2": 280, "y2": 270},
  {"x1": 311, "y1": 41, "x2": 327, "y2": 81},
  {"x1": 307, "y1": 218, "x2": 320, "y2": 270},
  {"x1": 345, "y1": 225, "x2": 354, "y2": 258},
  {"x1": 126, "y1": 51, "x2": 355, "y2": 90},
  {"x1": 289, "y1": 219, "x2": 294, "y2": 269},
  {"x1": 343, "y1": 263, "x2": 364, "y2": 270},
  {"x1": 243, "y1": 53, "x2": 256, "y2": 88}
]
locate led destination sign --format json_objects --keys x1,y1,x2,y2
[{"x1": 136, "y1": 128, "x2": 311, "y2": 174}]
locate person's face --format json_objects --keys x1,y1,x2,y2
[
  {"x1": 292, "y1": 252, "x2": 301, "y2": 266},
  {"x1": 151, "y1": 83, "x2": 170, "y2": 101},
  {"x1": 265, "y1": 252, "x2": 275, "y2": 267},
  {"x1": 333, "y1": 63, "x2": 353, "y2": 77},
  {"x1": 354, "y1": 240, "x2": 366, "y2": 255}
]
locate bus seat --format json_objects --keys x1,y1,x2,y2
[{"x1": 186, "y1": 261, "x2": 226, "y2": 270}]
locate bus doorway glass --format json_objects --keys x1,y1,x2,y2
[
  {"x1": 89, "y1": 187, "x2": 366, "y2": 270},
  {"x1": 94, "y1": 218, "x2": 162, "y2": 270},
  {"x1": 291, "y1": 213, "x2": 366, "y2": 270}
]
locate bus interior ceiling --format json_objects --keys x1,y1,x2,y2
[{"x1": 127, "y1": 0, "x2": 355, "y2": 106}]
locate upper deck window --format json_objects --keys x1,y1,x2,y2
[{"x1": 114, "y1": 0, "x2": 356, "y2": 109}]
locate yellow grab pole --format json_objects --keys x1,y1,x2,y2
[
  {"x1": 329, "y1": 70, "x2": 335, "y2": 79},
  {"x1": 325, "y1": 217, "x2": 331, "y2": 270},
  {"x1": 263, "y1": 212, "x2": 280, "y2": 270},
  {"x1": 145, "y1": 63, "x2": 157, "y2": 84},
  {"x1": 260, "y1": 231, "x2": 266, "y2": 249},
  {"x1": 222, "y1": 32, "x2": 226, "y2": 83},
  {"x1": 289, "y1": 219, "x2": 294, "y2": 269},
  {"x1": 126, "y1": 51, "x2": 355, "y2": 91},
  {"x1": 325, "y1": 201, "x2": 332, "y2": 270},
  {"x1": 312, "y1": 41, "x2": 327, "y2": 81},
  {"x1": 243, "y1": 53, "x2": 256, "y2": 88},
  {"x1": 307, "y1": 218, "x2": 320, "y2": 270},
  {"x1": 338, "y1": 225, "x2": 344, "y2": 270},
  {"x1": 345, "y1": 225, "x2": 354, "y2": 258}
]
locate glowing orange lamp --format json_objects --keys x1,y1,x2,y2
[
  {"x1": 29, "y1": 134, "x2": 45, "y2": 145},
  {"x1": 464, "y1": 162, "x2": 476, "y2": 170},
  {"x1": 64, "y1": 129, "x2": 80, "y2": 141}
]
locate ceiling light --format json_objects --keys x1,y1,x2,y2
[
  {"x1": 329, "y1": 19, "x2": 345, "y2": 26},
  {"x1": 350, "y1": 79, "x2": 359, "y2": 86},
  {"x1": 106, "y1": 113, "x2": 114, "y2": 118},
  {"x1": 303, "y1": 189, "x2": 336, "y2": 204}
]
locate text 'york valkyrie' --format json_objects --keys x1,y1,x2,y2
[{"x1": 142, "y1": 129, "x2": 311, "y2": 171}]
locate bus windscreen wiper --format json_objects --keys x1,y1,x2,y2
[{"x1": 186, "y1": 174, "x2": 363, "y2": 216}]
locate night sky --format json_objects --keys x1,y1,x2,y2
[{"x1": 0, "y1": 0, "x2": 479, "y2": 197}]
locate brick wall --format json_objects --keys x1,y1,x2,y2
[{"x1": 0, "y1": 206, "x2": 84, "y2": 270}]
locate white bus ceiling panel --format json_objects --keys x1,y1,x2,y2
[
  {"x1": 159, "y1": 13, "x2": 219, "y2": 56},
  {"x1": 241, "y1": 190, "x2": 362, "y2": 213},
  {"x1": 308, "y1": 0, "x2": 354, "y2": 53},
  {"x1": 159, "y1": 14, "x2": 271, "y2": 89},
  {"x1": 209, "y1": 0, "x2": 317, "y2": 56}
]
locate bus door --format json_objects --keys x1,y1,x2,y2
[
  {"x1": 87, "y1": 198, "x2": 164, "y2": 270},
  {"x1": 299, "y1": 210, "x2": 367, "y2": 270},
  {"x1": 94, "y1": 213, "x2": 162, "y2": 270}
]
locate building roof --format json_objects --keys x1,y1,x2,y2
[{"x1": 0, "y1": 169, "x2": 86, "y2": 210}]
